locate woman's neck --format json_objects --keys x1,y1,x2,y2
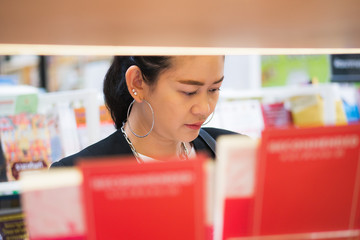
[
  {"x1": 125, "y1": 102, "x2": 180, "y2": 158},
  {"x1": 127, "y1": 129, "x2": 186, "y2": 159}
]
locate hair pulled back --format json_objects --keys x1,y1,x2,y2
[{"x1": 103, "y1": 56, "x2": 172, "y2": 129}]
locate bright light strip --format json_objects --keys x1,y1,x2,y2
[{"x1": 0, "y1": 44, "x2": 360, "y2": 55}]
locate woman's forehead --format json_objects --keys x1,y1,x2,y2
[
  {"x1": 164, "y1": 56, "x2": 224, "y2": 78},
  {"x1": 170, "y1": 56, "x2": 224, "y2": 67},
  {"x1": 164, "y1": 56, "x2": 222, "y2": 73}
]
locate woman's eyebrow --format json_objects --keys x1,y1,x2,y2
[{"x1": 177, "y1": 76, "x2": 224, "y2": 86}]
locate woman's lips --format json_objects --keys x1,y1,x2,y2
[{"x1": 185, "y1": 122, "x2": 203, "y2": 130}]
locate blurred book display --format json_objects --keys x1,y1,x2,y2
[
  {"x1": 0, "y1": 181, "x2": 27, "y2": 239},
  {"x1": 214, "y1": 124, "x2": 360, "y2": 240},
  {"x1": 1, "y1": 54, "x2": 360, "y2": 239},
  {"x1": 14, "y1": 123, "x2": 360, "y2": 239},
  {"x1": 0, "y1": 113, "x2": 52, "y2": 181},
  {"x1": 261, "y1": 55, "x2": 330, "y2": 87},
  {"x1": 211, "y1": 83, "x2": 360, "y2": 139},
  {"x1": 0, "y1": 56, "x2": 111, "y2": 91},
  {"x1": 19, "y1": 154, "x2": 209, "y2": 240},
  {"x1": 0, "y1": 85, "x2": 39, "y2": 116},
  {"x1": 0, "y1": 87, "x2": 116, "y2": 181},
  {"x1": 74, "y1": 105, "x2": 115, "y2": 150},
  {"x1": 0, "y1": 86, "x2": 60, "y2": 181}
]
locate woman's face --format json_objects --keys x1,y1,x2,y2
[{"x1": 144, "y1": 56, "x2": 224, "y2": 143}]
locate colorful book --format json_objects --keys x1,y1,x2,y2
[
  {"x1": 79, "y1": 154, "x2": 207, "y2": 240},
  {"x1": 0, "y1": 113, "x2": 52, "y2": 181}
]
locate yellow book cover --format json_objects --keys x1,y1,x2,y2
[{"x1": 289, "y1": 95, "x2": 324, "y2": 127}]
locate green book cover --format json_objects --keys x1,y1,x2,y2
[
  {"x1": 261, "y1": 55, "x2": 330, "y2": 87},
  {"x1": 15, "y1": 94, "x2": 38, "y2": 114}
]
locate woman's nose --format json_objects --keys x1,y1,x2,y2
[{"x1": 192, "y1": 94, "x2": 211, "y2": 116}]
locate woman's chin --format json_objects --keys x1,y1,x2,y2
[{"x1": 181, "y1": 130, "x2": 201, "y2": 143}]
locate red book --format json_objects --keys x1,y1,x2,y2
[
  {"x1": 261, "y1": 102, "x2": 293, "y2": 129},
  {"x1": 214, "y1": 124, "x2": 360, "y2": 240},
  {"x1": 78, "y1": 154, "x2": 207, "y2": 240},
  {"x1": 254, "y1": 124, "x2": 360, "y2": 238}
]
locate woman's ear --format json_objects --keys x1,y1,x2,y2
[{"x1": 125, "y1": 65, "x2": 144, "y2": 103}]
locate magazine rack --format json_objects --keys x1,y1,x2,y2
[
  {"x1": 219, "y1": 83, "x2": 340, "y2": 125},
  {"x1": 38, "y1": 89, "x2": 101, "y2": 147}
]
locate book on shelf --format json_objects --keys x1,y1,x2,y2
[
  {"x1": 214, "y1": 135, "x2": 259, "y2": 240},
  {"x1": 0, "y1": 85, "x2": 38, "y2": 117},
  {"x1": 18, "y1": 121, "x2": 360, "y2": 240},
  {"x1": 74, "y1": 105, "x2": 115, "y2": 150},
  {"x1": 46, "y1": 111, "x2": 65, "y2": 164},
  {"x1": 288, "y1": 94, "x2": 325, "y2": 127},
  {"x1": 19, "y1": 153, "x2": 212, "y2": 240},
  {"x1": 214, "y1": 123, "x2": 360, "y2": 240},
  {"x1": 210, "y1": 99, "x2": 264, "y2": 139},
  {"x1": 79, "y1": 154, "x2": 208, "y2": 240},
  {"x1": 0, "y1": 113, "x2": 52, "y2": 181},
  {"x1": 0, "y1": 181, "x2": 28, "y2": 239},
  {"x1": 20, "y1": 168, "x2": 85, "y2": 240},
  {"x1": 255, "y1": 124, "x2": 360, "y2": 236},
  {"x1": 261, "y1": 102, "x2": 293, "y2": 129}
]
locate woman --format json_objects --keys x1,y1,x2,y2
[{"x1": 51, "y1": 56, "x2": 236, "y2": 167}]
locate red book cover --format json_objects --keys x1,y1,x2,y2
[
  {"x1": 261, "y1": 102, "x2": 293, "y2": 129},
  {"x1": 254, "y1": 124, "x2": 360, "y2": 237},
  {"x1": 79, "y1": 154, "x2": 207, "y2": 240}
]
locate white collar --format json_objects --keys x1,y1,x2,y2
[{"x1": 138, "y1": 145, "x2": 196, "y2": 163}]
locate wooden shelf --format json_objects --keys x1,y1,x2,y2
[{"x1": 0, "y1": 0, "x2": 360, "y2": 54}]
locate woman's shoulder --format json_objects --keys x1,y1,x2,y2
[
  {"x1": 193, "y1": 127, "x2": 241, "y2": 159},
  {"x1": 50, "y1": 130, "x2": 132, "y2": 168}
]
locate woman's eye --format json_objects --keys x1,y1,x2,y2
[
  {"x1": 183, "y1": 91, "x2": 197, "y2": 96},
  {"x1": 209, "y1": 88, "x2": 221, "y2": 93}
]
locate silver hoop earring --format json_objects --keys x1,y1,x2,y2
[
  {"x1": 127, "y1": 99, "x2": 155, "y2": 138},
  {"x1": 202, "y1": 111, "x2": 215, "y2": 126}
]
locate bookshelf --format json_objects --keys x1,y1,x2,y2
[
  {"x1": 0, "y1": 0, "x2": 360, "y2": 55},
  {"x1": 1, "y1": 2, "x2": 360, "y2": 238}
]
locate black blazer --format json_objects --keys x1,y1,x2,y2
[{"x1": 51, "y1": 127, "x2": 237, "y2": 168}]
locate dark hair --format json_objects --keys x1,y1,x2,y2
[{"x1": 103, "y1": 56, "x2": 172, "y2": 129}]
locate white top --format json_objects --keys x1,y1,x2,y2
[{"x1": 138, "y1": 145, "x2": 196, "y2": 163}]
